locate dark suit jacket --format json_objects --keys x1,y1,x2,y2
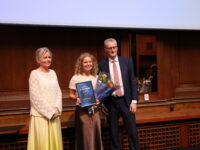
[{"x1": 98, "y1": 56, "x2": 138, "y2": 106}]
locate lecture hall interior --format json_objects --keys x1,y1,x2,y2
[{"x1": 1, "y1": 1, "x2": 200, "y2": 150}]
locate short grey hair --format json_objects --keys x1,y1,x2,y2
[
  {"x1": 35, "y1": 47, "x2": 52, "y2": 60},
  {"x1": 104, "y1": 38, "x2": 118, "y2": 47}
]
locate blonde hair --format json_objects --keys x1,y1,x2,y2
[
  {"x1": 35, "y1": 47, "x2": 52, "y2": 60},
  {"x1": 74, "y1": 52, "x2": 98, "y2": 76}
]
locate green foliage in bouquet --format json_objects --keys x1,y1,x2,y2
[{"x1": 97, "y1": 72, "x2": 115, "y2": 88}]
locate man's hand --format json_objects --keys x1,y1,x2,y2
[{"x1": 130, "y1": 103, "x2": 137, "y2": 113}]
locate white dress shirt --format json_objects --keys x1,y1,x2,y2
[
  {"x1": 108, "y1": 56, "x2": 137, "y2": 104},
  {"x1": 108, "y1": 57, "x2": 124, "y2": 96}
]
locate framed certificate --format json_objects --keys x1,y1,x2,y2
[{"x1": 76, "y1": 81, "x2": 96, "y2": 107}]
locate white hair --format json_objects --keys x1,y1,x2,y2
[{"x1": 104, "y1": 38, "x2": 118, "y2": 47}]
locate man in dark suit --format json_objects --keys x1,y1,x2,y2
[{"x1": 99, "y1": 38, "x2": 140, "y2": 150}]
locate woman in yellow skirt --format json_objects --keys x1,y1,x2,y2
[{"x1": 27, "y1": 47, "x2": 63, "y2": 150}]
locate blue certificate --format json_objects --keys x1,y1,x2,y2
[{"x1": 76, "y1": 81, "x2": 96, "y2": 107}]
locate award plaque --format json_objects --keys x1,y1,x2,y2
[{"x1": 76, "y1": 81, "x2": 96, "y2": 107}]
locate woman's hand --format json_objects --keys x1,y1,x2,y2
[
  {"x1": 96, "y1": 99, "x2": 100, "y2": 105},
  {"x1": 77, "y1": 97, "x2": 81, "y2": 105},
  {"x1": 69, "y1": 89, "x2": 81, "y2": 105},
  {"x1": 52, "y1": 107, "x2": 60, "y2": 119}
]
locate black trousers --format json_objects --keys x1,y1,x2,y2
[{"x1": 105, "y1": 97, "x2": 140, "y2": 150}]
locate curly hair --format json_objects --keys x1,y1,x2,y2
[{"x1": 74, "y1": 52, "x2": 98, "y2": 76}]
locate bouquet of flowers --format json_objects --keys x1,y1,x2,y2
[
  {"x1": 95, "y1": 72, "x2": 118, "y2": 101},
  {"x1": 88, "y1": 72, "x2": 119, "y2": 115}
]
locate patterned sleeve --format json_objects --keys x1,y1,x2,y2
[
  {"x1": 53, "y1": 70, "x2": 62, "y2": 113},
  {"x1": 29, "y1": 71, "x2": 55, "y2": 119}
]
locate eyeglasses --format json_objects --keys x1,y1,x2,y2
[{"x1": 105, "y1": 46, "x2": 118, "y2": 50}]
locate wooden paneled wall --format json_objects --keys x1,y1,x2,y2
[
  {"x1": 1, "y1": 25, "x2": 200, "y2": 149},
  {"x1": 0, "y1": 25, "x2": 200, "y2": 111},
  {"x1": 1, "y1": 25, "x2": 199, "y2": 100},
  {"x1": 175, "y1": 32, "x2": 200, "y2": 98},
  {"x1": 0, "y1": 25, "x2": 122, "y2": 95},
  {"x1": 156, "y1": 31, "x2": 200, "y2": 100}
]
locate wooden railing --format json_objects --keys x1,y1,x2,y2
[{"x1": 1, "y1": 96, "x2": 200, "y2": 150}]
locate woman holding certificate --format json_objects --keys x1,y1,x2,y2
[
  {"x1": 69, "y1": 52, "x2": 103, "y2": 150},
  {"x1": 27, "y1": 47, "x2": 63, "y2": 150}
]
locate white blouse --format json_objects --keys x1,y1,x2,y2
[
  {"x1": 69, "y1": 74, "x2": 97, "y2": 90},
  {"x1": 29, "y1": 69, "x2": 62, "y2": 119}
]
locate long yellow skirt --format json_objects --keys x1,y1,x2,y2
[{"x1": 27, "y1": 116, "x2": 63, "y2": 150}]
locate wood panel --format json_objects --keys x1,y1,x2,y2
[
  {"x1": 0, "y1": 25, "x2": 121, "y2": 95},
  {"x1": 1, "y1": 26, "x2": 200, "y2": 150},
  {"x1": 156, "y1": 32, "x2": 177, "y2": 99},
  {"x1": 2, "y1": 119, "x2": 200, "y2": 150},
  {"x1": 136, "y1": 34, "x2": 157, "y2": 55},
  {"x1": 178, "y1": 32, "x2": 200, "y2": 86},
  {"x1": 155, "y1": 31, "x2": 200, "y2": 100},
  {"x1": 1, "y1": 26, "x2": 200, "y2": 100},
  {"x1": 120, "y1": 31, "x2": 132, "y2": 58},
  {"x1": 175, "y1": 31, "x2": 200, "y2": 98}
]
